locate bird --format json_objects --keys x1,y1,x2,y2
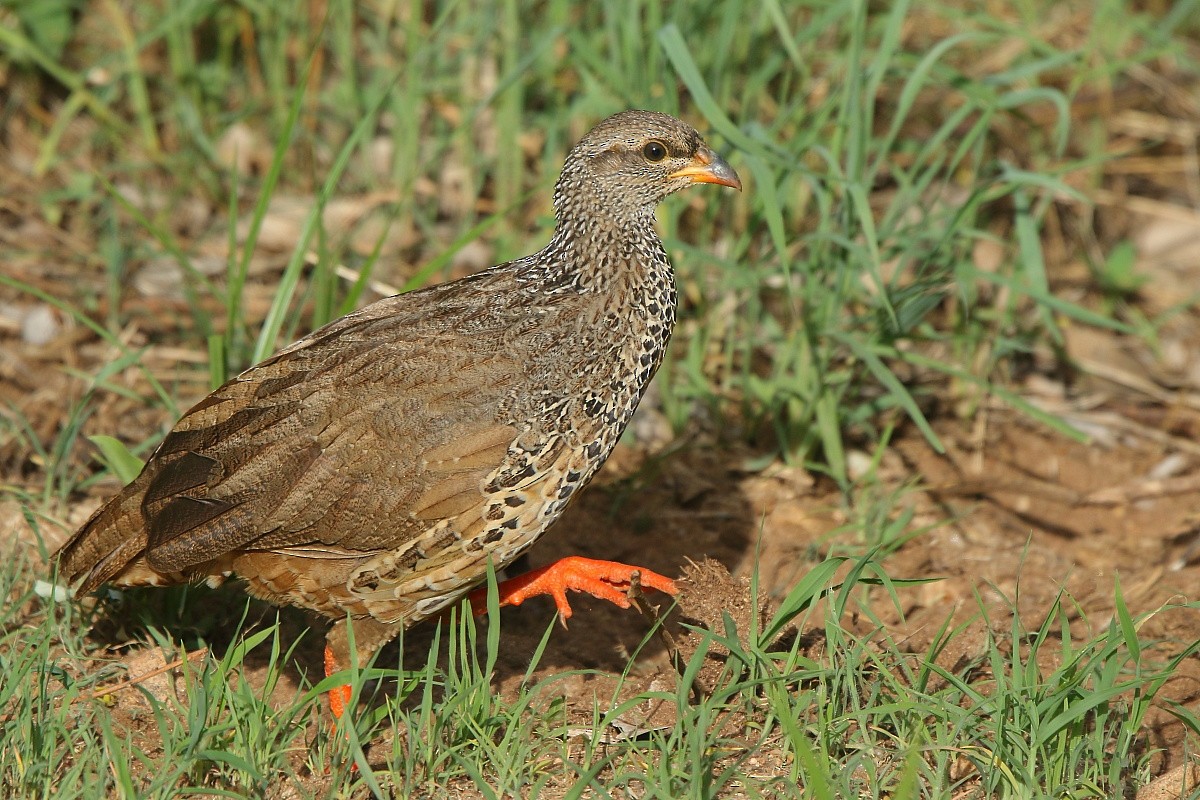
[{"x1": 56, "y1": 109, "x2": 742, "y2": 718}]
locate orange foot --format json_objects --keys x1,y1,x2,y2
[
  {"x1": 324, "y1": 645, "x2": 352, "y2": 720},
  {"x1": 468, "y1": 556, "x2": 678, "y2": 622}
]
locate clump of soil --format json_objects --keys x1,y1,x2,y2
[{"x1": 669, "y1": 558, "x2": 784, "y2": 695}]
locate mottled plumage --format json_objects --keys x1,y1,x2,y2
[{"x1": 57, "y1": 110, "x2": 740, "y2": 715}]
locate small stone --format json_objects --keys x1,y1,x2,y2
[{"x1": 22, "y1": 304, "x2": 60, "y2": 345}]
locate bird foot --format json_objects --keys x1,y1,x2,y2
[{"x1": 468, "y1": 556, "x2": 678, "y2": 622}]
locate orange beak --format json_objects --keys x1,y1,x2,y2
[{"x1": 668, "y1": 145, "x2": 742, "y2": 191}]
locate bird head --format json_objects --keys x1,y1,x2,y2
[{"x1": 555, "y1": 110, "x2": 741, "y2": 220}]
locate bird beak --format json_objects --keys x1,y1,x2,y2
[{"x1": 669, "y1": 145, "x2": 742, "y2": 191}]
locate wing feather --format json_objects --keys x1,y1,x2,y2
[{"x1": 55, "y1": 268, "x2": 578, "y2": 596}]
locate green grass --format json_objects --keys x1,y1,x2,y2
[
  {"x1": 5, "y1": 0, "x2": 1186, "y2": 477},
  {"x1": 3, "y1": 544, "x2": 1196, "y2": 797},
  {"x1": 3, "y1": 0, "x2": 1200, "y2": 797}
]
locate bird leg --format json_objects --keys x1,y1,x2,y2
[
  {"x1": 324, "y1": 559, "x2": 678, "y2": 718},
  {"x1": 467, "y1": 556, "x2": 678, "y2": 622},
  {"x1": 323, "y1": 616, "x2": 400, "y2": 719}
]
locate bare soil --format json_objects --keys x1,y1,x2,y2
[{"x1": 8, "y1": 356, "x2": 1200, "y2": 794}]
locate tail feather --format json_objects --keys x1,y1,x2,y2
[{"x1": 56, "y1": 491, "x2": 153, "y2": 595}]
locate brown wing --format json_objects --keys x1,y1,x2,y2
[{"x1": 58, "y1": 269, "x2": 537, "y2": 593}]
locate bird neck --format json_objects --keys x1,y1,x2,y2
[
  {"x1": 528, "y1": 210, "x2": 669, "y2": 296},
  {"x1": 528, "y1": 164, "x2": 669, "y2": 288}
]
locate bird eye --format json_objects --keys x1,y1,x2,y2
[{"x1": 642, "y1": 140, "x2": 667, "y2": 162}]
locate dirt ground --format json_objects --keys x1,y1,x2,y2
[{"x1": 8, "y1": 327, "x2": 1200, "y2": 791}]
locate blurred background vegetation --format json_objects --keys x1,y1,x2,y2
[{"x1": 4, "y1": 0, "x2": 1194, "y2": 499}]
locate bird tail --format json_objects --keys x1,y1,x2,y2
[{"x1": 55, "y1": 492, "x2": 152, "y2": 595}]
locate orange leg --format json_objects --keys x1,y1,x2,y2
[
  {"x1": 323, "y1": 647, "x2": 358, "y2": 773},
  {"x1": 324, "y1": 646, "x2": 352, "y2": 720},
  {"x1": 467, "y1": 556, "x2": 678, "y2": 621}
]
